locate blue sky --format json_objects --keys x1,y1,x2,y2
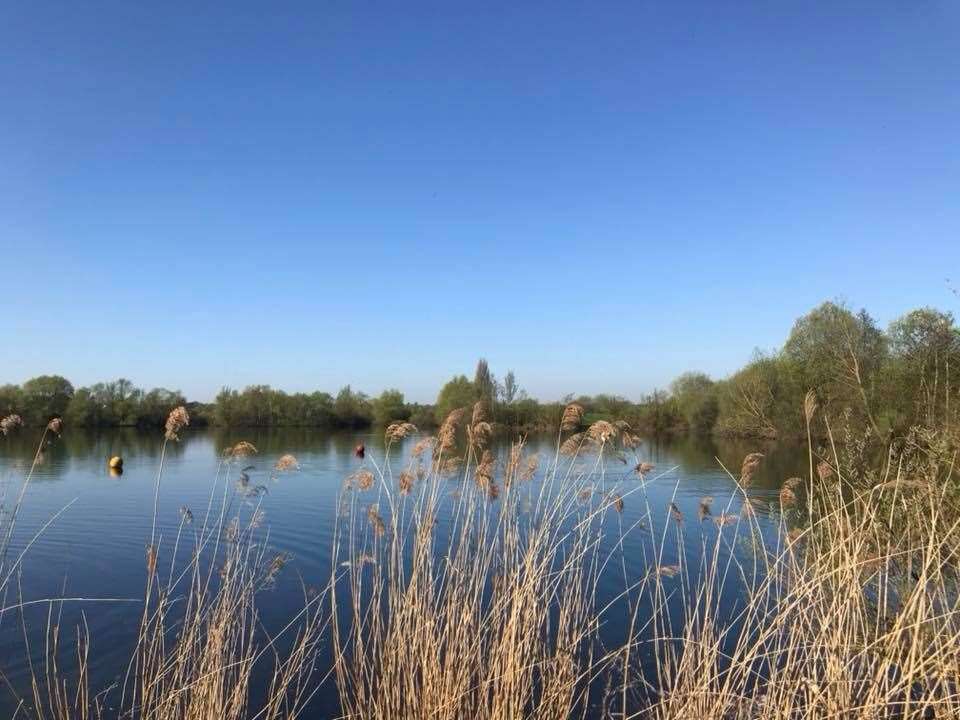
[{"x1": 2, "y1": 2, "x2": 958, "y2": 403}]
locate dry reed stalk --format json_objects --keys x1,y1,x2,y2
[
  {"x1": 163, "y1": 406, "x2": 188, "y2": 441},
  {"x1": 635, "y1": 461, "x2": 655, "y2": 476},
  {"x1": 274, "y1": 454, "x2": 299, "y2": 471},
  {"x1": 739, "y1": 452, "x2": 764, "y2": 485},
  {"x1": 560, "y1": 402, "x2": 584, "y2": 431},
  {"x1": 14, "y1": 413, "x2": 329, "y2": 720},
  {"x1": 0, "y1": 414, "x2": 23, "y2": 436},
  {"x1": 669, "y1": 502, "x2": 684, "y2": 523},
  {"x1": 635, "y1": 407, "x2": 960, "y2": 720},
  {"x1": 385, "y1": 422, "x2": 418, "y2": 443},
  {"x1": 698, "y1": 496, "x2": 713, "y2": 521},
  {"x1": 411, "y1": 436, "x2": 435, "y2": 457},
  {"x1": 330, "y1": 437, "x2": 611, "y2": 720},
  {"x1": 588, "y1": 420, "x2": 617, "y2": 443}
]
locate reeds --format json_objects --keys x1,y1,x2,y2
[
  {"x1": 330, "y1": 421, "x2": 612, "y2": 720},
  {"x1": 9, "y1": 412, "x2": 329, "y2": 720},
  {"x1": 331, "y1": 399, "x2": 960, "y2": 719},
  {"x1": 630, "y1": 410, "x2": 960, "y2": 719},
  {"x1": 7, "y1": 394, "x2": 960, "y2": 720}
]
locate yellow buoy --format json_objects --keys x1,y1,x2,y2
[{"x1": 109, "y1": 456, "x2": 123, "y2": 470}]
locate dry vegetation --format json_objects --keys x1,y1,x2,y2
[
  {"x1": 2, "y1": 387, "x2": 960, "y2": 719},
  {"x1": 1, "y1": 409, "x2": 327, "y2": 720},
  {"x1": 330, "y1": 399, "x2": 960, "y2": 719}
]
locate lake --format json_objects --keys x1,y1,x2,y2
[{"x1": 0, "y1": 427, "x2": 806, "y2": 717}]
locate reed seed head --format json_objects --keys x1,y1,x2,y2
[
  {"x1": 350, "y1": 469, "x2": 375, "y2": 491},
  {"x1": 367, "y1": 505, "x2": 385, "y2": 537},
  {"x1": 817, "y1": 460, "x2": 834, "y2": 481},
  {"x1": 385, "y1": 422, "x2": 418, "y2": 443},
  {"x1": 609, "y1": 493, "x2": 624, "y2": 513},
  {"x1": 274, "y1": 454, "x2": 299, "y2": 472},
  {"x1": 468, "y1": 421, "x2": 493, "y2": 449},
  {"x1": 399, "y1": 470, "x2": 414, "y2": 495},
  {"x1": 475, "y1": 450, "x2": 497, "y2": 498},
  {"x1": 437, "y1": 408, "x2": 466, "y2": 455},
  {"x1": 1, "y1": 414, "x2": 23, "y2": 436},
  {"x1": 740, "y1": 452, "x2": 764, "y2": 485},
  {"x1": 560, "y1": 403, "x2": 584, "y2": 431},
  {"x1": 520, "y1": 454, "x2": 539, "y2": 482},
  {"x1": 698, "y1": 496, "x2": 713, "y2": 521},
  {"x1": 471, "y1": 400, "x2": 489, "y2": 426},
  {"x1": 779, "y1": 486, "x2": 798, "y2": 507},
  {"x1": 164, "y1": 406, "x2": 189, "y2": 441},
  {"x1": 804, "y1": 389, "x2": 818, "y2": 423},
  {"x1": 228, "y1": 441, "x2": 258, "y2": 458},
  {"x1": 587, "y1": 420, "x2": 617, "y2": 443},
  {"x1": 411, "y1": 437, "x2": 435, "y2": 457},
  {"x1": 439, "y1": 456, "x2": 463, "y2": 476},
  {"x1": 669, "y1": 502, "x2": 684, "y2": 523},
  {"x1": 715, "y1": 513, "x2": 738, "y2": 528},
  {"x1": 560, "y1": 432, "x2": 594, "y2": 456}
]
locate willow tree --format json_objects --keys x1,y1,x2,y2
[
  {"x1": 783, "y1": 301, "x2": 886, "y2": 435},
  {"x1": 887, "y1": 308, "x2": 960, "y2": 429}
]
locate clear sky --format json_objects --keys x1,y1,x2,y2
[{"x1": 2, "y1": 2, "x2": 959, "y2": 403}]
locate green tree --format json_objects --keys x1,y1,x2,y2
[
  {"x1": 435, "y1": 375, "x2": 476, "y2": 423},
  {"x1": 784, "y1": 301, "x2": 886, "y2": 434},
  {"x1": 372, "y1": 389, "x2": 411, "y2": 426},
  {"x1": 64, "y1": 387, "x2": 96, "y2": 427},
  {"x1": 886, "y1": 308, "x2": 960, "y2": 428},
  {"x1": 670, "y1": 371, "x2": 719, "y2": 434},
  {"x1": 0, "y1": 384, "x2": 23, "y2": 416},
  {"x1": 715, "y1": 353, "x2": 805, "y2": 438},
  {"x1": 334, "y1": 385, "x2": 372, "y2": 429},
  {"x1": 474, "y1": 359, "x2": 496, "y2": 406},
  {"x1": 21, "y1": 375, "x2": 74, "y2": 426},
  {"x1": 501, "y1": 371, "x2": 523, "y2": 404},
  {"x1": 213, "y1": 387, "x2": 240, "y2": 426}
]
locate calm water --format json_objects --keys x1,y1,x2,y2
[{"x1": 0, "y1": 427, "x2": 806, "y2": 717}]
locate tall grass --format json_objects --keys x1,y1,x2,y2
[
  {"x1": 331, "y1": 404, "x2": 960, "y2": 719},
  {"x1": 5, "y1": 396, "x2": 960, "y2": 719},
  {"x1": 3, "y1": 411, "x2": 328, "y2": 720},
  {"x1": 330, "y1": 411, "x2": 625, "y2": 719},
  {"x1": 633, "y1": 407, "x2": 960, "y2": 719}
]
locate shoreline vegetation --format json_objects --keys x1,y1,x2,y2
[
  {"x1": 4, "y1": 301, "x2": 959, "y2": 441},
  {"x1": 2, "y1": 369, "x2": 960, "y2": 717}
]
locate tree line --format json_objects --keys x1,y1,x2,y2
[
  {"x1": 670, "y1": 302, "x2": 960, "y2": 439},
  {"x1": 0, "y1": 377, "x2": 191, "y2": 429},
  {"x1": 2, "y1": 301, "x2": 958, "y2": 438}
]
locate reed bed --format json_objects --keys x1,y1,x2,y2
[
  {"x1": 330, "y1": 410, "x2": 622, "y2": 720},
  {"x1": 331, "y1": 404, "x2": 960, "y2": 720},
  {"x1": 3, "y1": 411, "x2": 328, "y2": 720},
  {"x1": 625, "y1": 405, "x2": 960, "y2": 719},
  {"x1": 4, "y1": 397, "x2": 960, "y2": 719}
]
